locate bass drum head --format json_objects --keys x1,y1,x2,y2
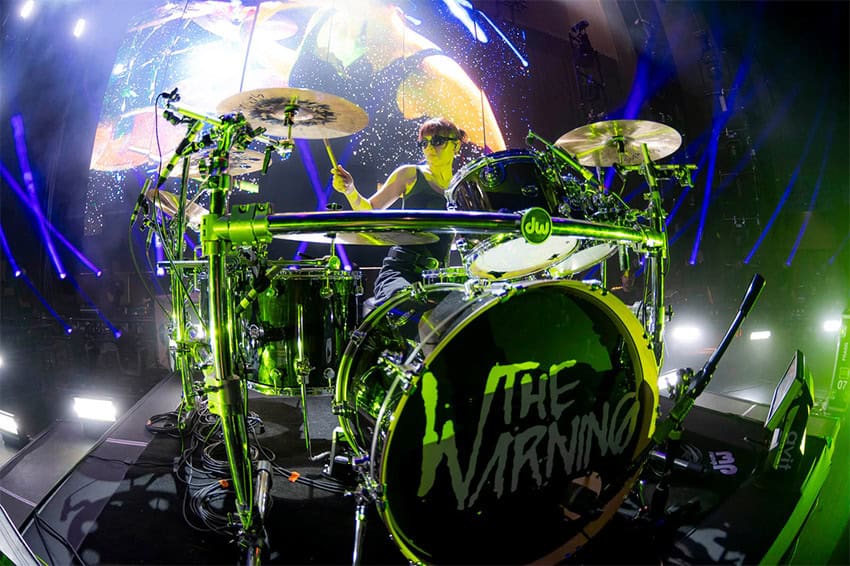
[{"x1": 379, "y1": 280, "x2": 658, "y2": 564}]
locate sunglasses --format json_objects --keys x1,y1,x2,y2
[{"x1": 417, "y1": 135, "x2": 458, "y2": 150}]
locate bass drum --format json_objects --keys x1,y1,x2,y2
[{"x1": 335, "y1": 280, "x2": 659, "y2": 564}]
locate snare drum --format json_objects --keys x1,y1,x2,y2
[
  {"x1": 241, "y1": 267, "x2": 361, "y2": 396},
  {"x1": 420, "y1": 266, "x2": 469, "y2": 285},
  {"x1": 447, "y1": 150, "x2": 579, "y2": 279},
  {"x1": 334, "y1": 279, "x2": 659, "y2": 564}
]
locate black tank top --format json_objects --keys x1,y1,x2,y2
[{"x1": 393, "y1": 166, "x2": 452, "y2": 264}]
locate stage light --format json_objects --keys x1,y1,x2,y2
[
  {"x1": 0, "y1": 355, "x2": 4, "y2": 368},
  {"x1": 823, "y1": 319, "x2": 841, "y2": 333},
  {"x1": 72, "y1": 18, "x2": 86, "y2": 38},
  {"x1": 657, "y1": 369, "x2": 680, "y2": 390},
  {"x1": 73, "y1": 397, "x2": 116, "y2": 422},
  {"x1": 750, "y1": 330, "x2": 771, "y2": 341},
  {"x1": 19, "y1": 0, "x2": 34, "y2": 19},
  {"x1": 671, "y1": 325, "x2": 701, "y2": 343},
  {"x1": 0, "y1": 411, "x2": 18, "y2": 436}
]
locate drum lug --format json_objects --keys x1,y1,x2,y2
[
  {"x1": 488, "y1": 281, "x2": 514, "y2": 298},
  {"x1": 406, "y1": 281, "x2": 428, "y2": 301},
  {"x1": 462, "y1": 277, "x2": 488, "y2": 298},
  {"x1": 378, "y1": 351, "x2": 416, "y2": 392},
  {"x1": 349, "y1": 328, "x2": 367, "y2": 347}
]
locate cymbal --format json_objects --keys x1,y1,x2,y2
[
  {"x1": 145, "y1": 188, "x2": 208, "y2": 230},
  {"x1": 275, "y1": 231, "x2": 438, "y2": 246},
  {"x1": 167, "y1": 148, "x2": 265, "y2": 179},
  {"x1": 216, "y1": 87, "x2": 369, "y2": 139},
  {"x1": 555, "y1": 119, "x2": 682, "y2": 166}
]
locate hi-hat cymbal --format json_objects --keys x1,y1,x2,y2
[
  {"x1": 216, "y1": 87, "x2": 369, "y2": 139},
  {"x1": 275, "y1": 231, "x2": 438, "y2": 246},
  {"x1": 167, "y1": 149, "x2": 265, "y2": 179},
  {"x1": 145, "y1": 188, "x2": 208, "y2": 230},
  {"x1": 555, "y1": 119, "x2": 682, "y2": 166}
]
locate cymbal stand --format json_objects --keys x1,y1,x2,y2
[
  {"x1": 526, "y1": 129, "x2": 602, "y2": 190},
  {"x1": 171, "y1": 158, "x2": 202, "y2": 427},
  {"x1": 198, "y1": 112, "x2": 271, "y2": 558},
  {"x1": 616, "y1": 144, "x2": 696, "y2": 364}
]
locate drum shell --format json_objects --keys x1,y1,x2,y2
[
  {"x1": 335, "y1": 280, "x2": 658, "y2": 563},
  {"x1": 446, "y1": 149, "x2": 562, "y2": 214},
  {"x1": 243, "y1": 268, "x2": 361, "y2": 396}
]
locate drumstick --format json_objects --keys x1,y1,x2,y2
[{"x1": 323, "y1": 138, "x2": 338, "y2": 170}]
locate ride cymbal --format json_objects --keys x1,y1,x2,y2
[
  {"x1": 216, "y1": 87, "x2": 369, "y2": 139},
  {"x1": 275, "y1": 231, "x2": 438, "y2": 246},
  {"x1": 555, "y1": 119, "x2": 682, "y2": 166},
  {"x1": 145, "y1": 188, "x2": 208, "y2": 230}
]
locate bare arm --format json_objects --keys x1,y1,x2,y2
[{"x1": 331, "y1": 164, "x2": 418, "y2": 210}]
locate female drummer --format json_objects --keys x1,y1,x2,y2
[{"x1": 331, "y1": 117, "x2": 466, "y2": 304}]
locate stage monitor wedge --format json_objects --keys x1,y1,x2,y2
[{"x1": 762, "y1": 350, "x2": 814, "y2": 483}]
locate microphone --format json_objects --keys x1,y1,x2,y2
[
  {"x1": 130, "y1": 178, "x2": 152, "y2": 225},
  {"x1": 159, "y1": 87, "x2": 180, "y2": 102},
  {"x1": 236, "y1": 265, "x2": 282, "y2": 313},
  {"x1": 157, "y1": 120, "x2": 203, "y2": 187}
]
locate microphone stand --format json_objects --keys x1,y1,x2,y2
[
  {"x1": 648, "y1": 274, "x2": 765, "y2": 518},
  {"x1": 163, "y1": 96, "x2": 274, "y2": 557},
  {"x1": 526, "y1": 129, "x2": 601, "y2": 189}
]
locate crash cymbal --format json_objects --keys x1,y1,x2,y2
[
  {"x1": 555, "y1": 119, "x2": 682, "y2": 166},
  {"x1": 167, "y1": 148, "x2": 265, "y2": 179},
  {"x1": 145, "y1": 188, "x2": 208, "y2": 230},
  {"x1": 216, "y1": 87, "x2": 369, "y2": 139},
  {"x1": 275, "y1": 231, "x2": 438, "y2": 246}
]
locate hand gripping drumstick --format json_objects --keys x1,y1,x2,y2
[{"x1": 323, "y1": 138, "x2": 338, "y2": 170}]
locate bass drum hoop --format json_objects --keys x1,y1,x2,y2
[
  {"x1": 333, "y1": 282, "x2": 467, "y2": 456},
  {"x1": 341, "y1": 280, "x2": 659, "y2": 564}
]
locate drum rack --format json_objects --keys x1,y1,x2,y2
[{"x1": 139, "y1": 96, "x2": 768, "y2": 564}]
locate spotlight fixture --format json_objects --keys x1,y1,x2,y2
[
  {"x1": 0, "y1": 410, "x2": 18, "y2": 435},
  {"x1": 671, "y1": 325, "x2": 701, "y2": 343},
  {"x1": 19, "y1": 0, "x2": 34, "y2": 19},
  {"x1": 72, "y1": 18, "x2": 86, "y2": 38},
  {"x1": 73, "y1": 397, "x2": 116, "y2": 422},
  {"x1": 750, "y1": 330, "x2": 771, "y2": 341},
  {"x1": 823, "y1": 319, "x2": 841, "y2": 333}
]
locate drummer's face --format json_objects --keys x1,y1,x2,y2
[{"x1": 419, "y1": 134, "x2": 458, "y2": 162}]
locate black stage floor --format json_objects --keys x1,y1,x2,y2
[{"x1": 2, "y1": 373, "x2": 848, "y2": 565}]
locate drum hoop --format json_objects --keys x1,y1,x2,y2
[
  {"x1": 464, "y1": 233, "x2": 581, "y2": 279},
  {"x1": 333, "y1": 282, "x2": 467, "y2": 454},
  {"x1": 420, "y1": 266, "x2": 470, "y2": 283},
  {"x1": 447, "y1": 149, "x2": 545, "y2": 198},
  {"x1": 378, "y1": 279, "x2": 659, "y2": 562},
  {"x1": 548, "y1": 242, "x2": 618, "y2": 277},
  {"x1": 265, "y1": 265, "x2": 360, "y2": 280}
]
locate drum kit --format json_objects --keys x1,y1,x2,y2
[{"x1": 135, "y1": 86, "x2": 763, "y2": 564}]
